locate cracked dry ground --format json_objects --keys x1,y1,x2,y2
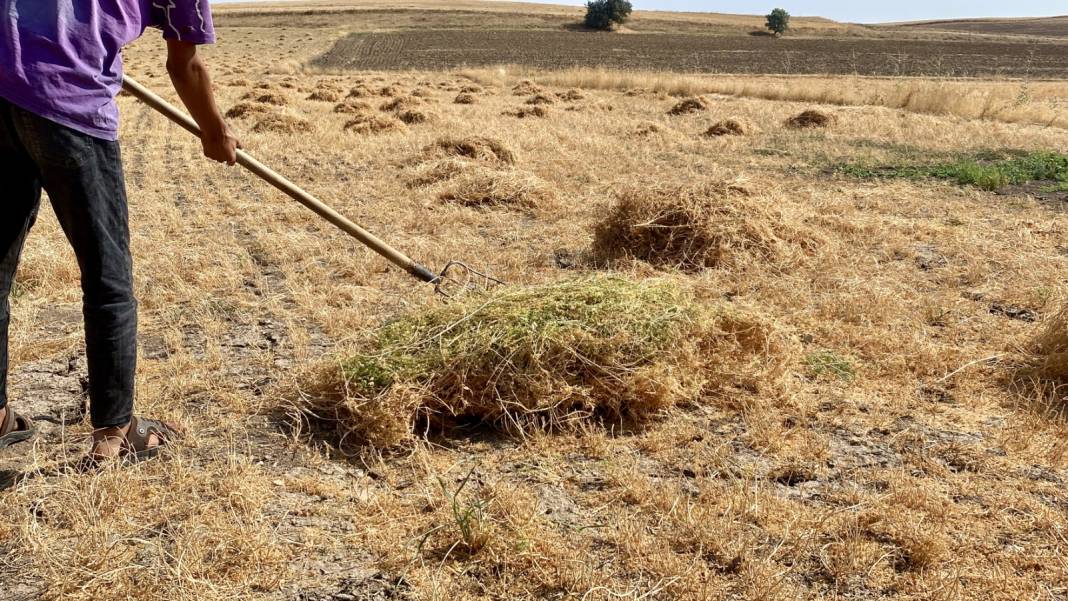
[{"x1": 2, "y1": 26, "x2": 1068, "y2": 601}]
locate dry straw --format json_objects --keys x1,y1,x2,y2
[
  {"x1": 785, "y1": 109, "x2": 835, "y2": 129},
  {"x1": 1023, "y1": 304, "x2": 1068, "y2": 385},
  {"x1": 593, "y1": 181, "x2": 823, "y2": 272},
  {"x1": 668, "y1": 97, "x2": 708, "y2": 115},
  {"x1": 241, "y1": 91, "x2": 288, "y2": 106},
  {"x1": 704, "y1": 119, "x2": 751, "y2": 136},
  {"x1": 225, "y1": 102, "x2": 272, "y2": 119},
  {"x1": 252, "y1": 114, "x2": 311, "y2": 134},
  {"x1": 437, "y1": 167, "x2": 556, "y2": 210},
  {"x1": 421, "y1": 136, "x2": 517, "y2": 165},
  {"x1": 291, "y1": 276, "x2": 790, "y2": 448}
]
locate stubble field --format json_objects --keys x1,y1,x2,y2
[{"x1": 1, "y1": 2, "x2": 1067, "y2": 600}]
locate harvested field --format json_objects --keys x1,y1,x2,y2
[{"x1": 313, "y1": 30, "x2": 1068, "y2": 77}]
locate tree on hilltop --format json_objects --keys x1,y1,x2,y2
[
  {"x1": 766, "y1": 8, "x2": 790, "y2": 36},
  {"x1": 585, "y1": 0, "x2": 633, "y2": 30}
]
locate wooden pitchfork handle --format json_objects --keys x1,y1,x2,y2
[{"x1": 121, "y1": 75, "x2": 440, "y2": 285}]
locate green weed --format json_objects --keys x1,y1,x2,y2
[
  {"x1": 836, "y1": 150, "x2": 1068, "y2": 192},
  {"x1": 805, "y1": 351, "x2": 856, "y2": 382}
]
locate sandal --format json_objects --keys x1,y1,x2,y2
[
  {"x1": 0, "y1": 407, "x2": 35, "y2": 449},
  {"x1": 120, "y1": 416, "x2": 182, "y2": 464},
  {"x1": 78, "y1": 416, "x2": 182, "y2": 472}
]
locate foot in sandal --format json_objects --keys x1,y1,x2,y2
[
  {"x1": 0, "y1": 405, "x2": 35, "y2": 449},
  {"x1": 87, "y1": 416, "x2": 183, "y2": 465}
]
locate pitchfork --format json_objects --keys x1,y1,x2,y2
[{"x1": 122, "y1": 76, "x2": 502, "y2": 297}]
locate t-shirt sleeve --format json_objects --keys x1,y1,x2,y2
[{"x1": 148, "y1": 1, "x2": 216, "y2": 45}]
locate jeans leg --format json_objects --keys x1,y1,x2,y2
[
  {"x1": 0, "y1": 101, "x2": 44, "y2": 412},
  {"x1": 11, "y1": 108, "x2": 137, "y2": 428}
]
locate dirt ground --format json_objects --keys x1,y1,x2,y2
[
  {"x1": 314, "y1": 30, "x2": 1068, "y2": 78},
  {"x1": 897, "y1": 15, "x2": 1068, "y2": 39},
  {"x1": 1, "y1": 3, "x2": 1067, "y2": 600}
]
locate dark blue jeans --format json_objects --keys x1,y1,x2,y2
[{"x1": 0, "y1": 98, "x2": 137, "y2": 429}]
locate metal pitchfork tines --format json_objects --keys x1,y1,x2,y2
[
  {"x1": 434, "y1": 261, "x2": 506, "y2": 298},
  {"x1": 122, "y1": 76, "x2": 502, "y2": 298}
]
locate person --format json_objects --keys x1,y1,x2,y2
[{"x1": 0, "y1": 1, "x2": 240, "y2": 463}]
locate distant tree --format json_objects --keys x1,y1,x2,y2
[
  {"x1": 766, "y1": 8, "x2": 790, "y2": 36},
  {"x1": 585, "y1": 0, "x2": 633, "y2": 30}
]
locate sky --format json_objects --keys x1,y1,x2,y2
[{"x1": 212, "y1": 0, "x2": 1068, "y2": 24}]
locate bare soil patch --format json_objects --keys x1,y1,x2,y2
[{"x1": 313, "y1": 30, "x2": 1068, "y2": 77}]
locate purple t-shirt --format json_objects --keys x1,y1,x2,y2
[{"x1": 1, "y1": 1, "x2": 215, "y2": 140}]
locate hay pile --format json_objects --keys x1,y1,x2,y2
[
  {"x1": 225, "y1": 102, "x2": 272, "y2": 119},
  {"x1": 557, "y1": 89, "x2": 585, "y2": 102},
  {"x1": 669, "y1": 97, "x2": 708, "y2": 116},
  {"x1": 242, "y1": 91, "x2": 288, "y2": 106},
  {"x1": 347, "y1": 85, "x2": 373, "y2": 98},
  {"x1": 379, "y1": 96, "x2": 423, "y2": 112},
  {"x1": 307, "y1": 89, "x2": 341, "y2": 102},
  {"x1": 343, "y1": 113, "x2": 406, "y2": 135},
  {"x1": 334, "y1": 100, "x2": 374, "y2": 114},
  {"x1": 526, "y1": 94, "x2": 555, "y2": 105},
  {"x1": 593, "y1": 181, "x2": 822, "y2": 271},
  {"x1": 421, "y1": 136, "x2": 516, "y2": 165},
  {"x1": 786, "y1": 110, "x2": 834, "y2": 129},
  {"x1": 1023, "y1": 305, "x2": 1068, "y2": 384},
  {"x1": 632, "y1": 122, "x2": 665, "y2": 137},
  {"x1": 438, "y1": 168, "x2": 556, "y2": 210},
  {"x1": 512, "y1": 80, "x2": 542, "y2": 96},
  {"x1": 504, "y1": 106, "x2": 548, "y2": 119},
  {"x1": 396, "y1": 109, "x2": 433, "y2": 124},
  {"x1": 294, "y1": 276, "x2": 789, "y2": 448},
  {"x1": 252, "y1": 114, "x2": 311, "y2": 134},
  {"x1": 704, "y1": 119, "x2": 751, "y2": 137}
]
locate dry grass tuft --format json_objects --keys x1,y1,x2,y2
[
  {"x1": 704, "y1": 118, "x2": 751, "y2": 136},
  {"x1": 668, "y1": 96, "x2": 708, "y2": 115},
  {"x1": 224, "y1": 102, "x2": 272, "y2": 119},
  {"x1": 241, "y1": 91, "x2": 288, "y2": 106},
  {"x1": 454, "y1": 92, "x2": 478, "y2": 104},
  {"x1": 593, "y1": 181, "x2": 823, "y2": 271},
  {"x1": 421, "y1": 136, "x2": 517, "y2": 165},
  {"x1": 504, "y1": 106, "x2": 549, "y2": 119},
  {"x1": 343, "y1": 113, "x2": 407, "y2": 135},
  {"x1": 292, "y1": 276, "x2": 789, "y2": 448},
  {"x1": 252, "y1": 113, "x2": 311, "y2": 134},
  {"x1": 437, "y1": 166, "x2": 556, "y2": 210},
  {"x1": 785, "y1": 109, "x2": 835, "y2": 129}
]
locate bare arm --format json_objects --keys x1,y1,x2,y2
[{"x1": 165, "y1": 40, "x2": 240, "y2": 165}]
